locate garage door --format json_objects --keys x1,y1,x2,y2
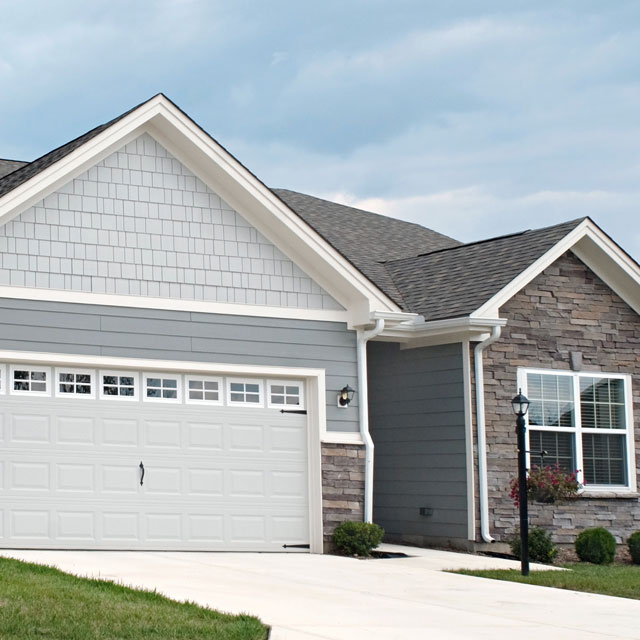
[{"x1": 0, "y1": 364, "x2": 309, "y2": 551}]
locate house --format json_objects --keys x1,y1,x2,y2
[{"x1": 0, "y1": 94, "x2": 638, "y2": 554}]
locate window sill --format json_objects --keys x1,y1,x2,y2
[{"x1": 579, "y1": 491, "x2": 639, "y2": 500}]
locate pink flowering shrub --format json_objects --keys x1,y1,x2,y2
[{"x1": 509, "y1": 465, "x2": 582, "y2": 507}]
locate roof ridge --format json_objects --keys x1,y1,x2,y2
[{"x1": 384, "y1": 216, "x2": 588, "y2": 264}]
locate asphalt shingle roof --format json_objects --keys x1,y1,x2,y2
[
  {"x1": 0, "y1": 97, "x2": 588, "y2": 321},
  {"x1": 0, "y1": 159, "x2": 27, "y2": 180},
  {"x1": 272, "y1": 189, "x2": 462, "y2": 308},
  {"x1": 383, "y1": 218, "x2": 586, "y2": 320}
]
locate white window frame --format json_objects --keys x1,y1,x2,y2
[
  {"x1": 0, "y1": 363, "x2": 5, "y2": 395},
  {"x1": 143, "y1": 372, "x2": 182, "y2": 403},
  {"x1": 54, "y1": 367, "x2": 96, "y2": 399},
  {"x1": 99, "y1": 370, "x2": 139, "y2": 401},
  {"x1": 185, "y1": 375, "x2": 223, "y2": 405},
  {"x1": 226, "y1": 377, "x2": 264, "y2": 408},
  {"x1": 9, "y1": 365, "x2": 51, "y2": 397},
  {"x1": 267, "y1": 379, "x2": 305, "y2": 410},
  {"x1": 519, "y1": 368, "x2": 637, "y2": 493}
]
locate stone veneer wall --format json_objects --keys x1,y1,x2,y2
[
  {"x1": 476, "y1": 251, "x2": 640, "y2": 545},
  {"x1": 321, "y1": 443, "x2": 365, "y2": 549}
]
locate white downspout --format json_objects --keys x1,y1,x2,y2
[
  {"x1": 356, "y1": 318, "x2": 385, "y2": 523},
  {"x1": 474, "y1": 325, "x2": 502, "y2": 543}
]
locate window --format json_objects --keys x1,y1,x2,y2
[
  {"x1": 227, "y1": 379, "x2": 263, "y2": 406},
  {"x1": 10, "y1": 366, "x2": 50, "y2": 396},
  {"x1": 0, "y1": 364, "x2": 5, "y2": 395},
  {"x1": 144, "y1": 373, "x2": 181, "y2": 402},
  {"x1": 520, "y1": 369, "x2": 635, "y2": 490},
  {"x1": 100, "y1": 370, "x2": 138, "y2": 400},
  {"x1": 55, "y1": 368, "x2": 95, "y2": 398},
  {"x1": 268, "y1": 380, "x2": 304, "y2": 409},
  {"x1": 185, "y1": 376, "x2": 222, "y2": 404}
]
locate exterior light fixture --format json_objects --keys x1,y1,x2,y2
[
  {"x1": 512, "y1": 388, "x2": 531, "y2": 576},
  {"x1": 337, "y1": 384, "x2": 355, "y2": 408}
]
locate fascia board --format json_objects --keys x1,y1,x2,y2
[
  {"x1": 0, "y1": 95, "x2": 399, "y2": 317},
  {"x1": 470, "y1": 219, "x2": 592, "y2": 318}
]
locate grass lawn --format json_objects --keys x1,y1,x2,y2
[
  {"x1": 453, "y1": 563, "x2": 640, "y2": 600},
  {"x1": 0, "y1": 556, "x2": 268, "y2": 640}
]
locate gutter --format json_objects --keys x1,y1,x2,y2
[
  {"x1": 356, "y1": 318, "x2": 385, "y2": 523},
  {"x1": 474, "y1": 325, "x2": 502, "y2": 543}
]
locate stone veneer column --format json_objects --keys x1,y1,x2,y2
[{"x1": 321, "y1": 443, "x2": 365, "y2": 550}]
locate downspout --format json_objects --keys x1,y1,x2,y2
[
  {"x1": 356, "y1": 318, "x2": 385, "y2": 523},
  {"x1": 474, "y1": 325, "x2": 502, "y2": 543}
]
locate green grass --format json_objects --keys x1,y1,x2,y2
[
  {"x1": 452, "y1": 563, "x2": 640, "y2": 600},
  {"x1": 0, "y1": 556, "x2": 268, "y2": 640}
]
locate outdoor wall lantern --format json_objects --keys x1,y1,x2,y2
[
  {"x1": 512, "y1": 388, "x2": 531, "y2": 576},
  {"x1": 337, "y1": 384, "x2": 355, "y2": 408}
]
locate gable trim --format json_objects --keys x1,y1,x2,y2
[
  {"x1": 0, "y1": 95, "x2": 400, "y2": 321},
  {"x1": 471, "y1": 219, "x2": 640, "y2": 318},
  {"x1": 0, "y1": 285, "x2": 350, "y2": 323}
]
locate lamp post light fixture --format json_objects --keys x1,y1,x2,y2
[{"x1": 511, "y1": 388, "x2": 531, "y2": 576}]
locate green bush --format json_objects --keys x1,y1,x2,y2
[
  {"x1": 510, "y1": 527, "x2": 558, "y2": 564},
  {"x1": 575, "y1": 527, "x2": 616, "y2": 564},
  {"x1": 628, "y1": 531, "x2": 640, "y2": 565},
  {"x1": 332, "y1": 521, "x2": 384, "y2": 556}
]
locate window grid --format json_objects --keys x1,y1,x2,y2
[
  {"x1": 227, "y1": 379, "x2": 263, "y2": 407},
  {"x1": 521, "y1": 369, "x2": 634, "y2": 490},
  {"x1": 56, "y1": 369, "x2": 94, "y2": 398},
  {"x1": 100, "y1": 371, "x2": 138, "y2": 401},
  {"x1": 268, "y1": 380, "x2": 304, "y2": 409},
  {"x1": 186, "y1": 376, "x2": 223, "y2": 404},
  {"x1": 10, "y1": 366, "x2": 50, "y2": 395},
  {"x1": 144, "y1": 374, "x2": 181, "y2": 402}
]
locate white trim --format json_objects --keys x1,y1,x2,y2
[
  {"x1": 0, "y1": 363, "x2": 5, "y2": 395},
  {"x1": 320, "y1": 431, "x2": 365, "y2": 445},
  {"x1": 0, "y1": 286, "x2": 350, "y2": 324},
  {"x1": 143, "y1": 372, "x2": 182, "y2": 404},
  {"x1": 472, "y1": 220, "x2": 640, "y2": 319},
  {"x1": 267, "y1": 379, "x2": 305, "y2": 410},
  {"x1": 461, "y1": 340, "x2": 476, "y2": 541},
  {"x1": 54, "y1": 367, "x2": 96, "y2": 399},
  {"x1": 226, "y1": 377, "x2": 264, "y2": 408},
  {"x1": 9, "y1": 364, "x2": 51, "y2": 397},
  {"x1": 0, "y1": 94, "x2": 400, "y2": 319},
  {"x1": 184, "y1": 375, "x2": 224, "y2": 405},
  {"x1": 518, "y1": 368, "x2": 637, "y2": 493},
  {"x1": 99, "y1": 369, "x2": 139, "y2": 401}
]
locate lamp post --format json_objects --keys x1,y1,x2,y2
[{"x1": 511, "y1": 389, "x2": 531, "y2": 576}]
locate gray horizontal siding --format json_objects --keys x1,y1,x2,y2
[
  {"x1": 0, "y1": 298, "x2": 358, "y2": 432},
  {"x1": 368, "y1": 341, "x2": 468, "y2": 542}
]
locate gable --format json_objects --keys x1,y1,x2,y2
[{"x1": 0, "y1": 134, "x2": 343, "y2": 313}]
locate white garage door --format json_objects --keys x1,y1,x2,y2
[{"x1": 0, "y1": 364, "x2": 309, "y2": 551}]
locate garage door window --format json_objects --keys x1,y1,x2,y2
[
  {"x1": 144, "y1": 374, "x2": 181, "y2": 402},
  {"x1": 227, "y1": 379, "x2": 263, "y2": 406},
  {"x1": 55, "y1": 369, "x2": 94, "y2": 398},
  {"x1": 100, "y1": 371, "x2": 138, "y2": 400},
  {"x1": 186, "y1": 376, "x2": 222, "y2": 404},
  {"x1": 268, "y1": 381, "x2": 304, "y2": 409},
  {"x1": 10, "y1": 366, "x2": 50, "y2": 396}
]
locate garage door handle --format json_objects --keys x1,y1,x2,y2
[{"x1": 139, "y1": 461, "x2": 145, "y2": 486}]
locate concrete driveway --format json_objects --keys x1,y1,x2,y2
[{"x1": 2, "y1": 545, "x2": 639, "y2": 639}]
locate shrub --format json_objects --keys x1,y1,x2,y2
[
  {"x1": 575, "y1": 527, "x2": 616, "y2": 564},
  {"x1": 509, "y1": 465, "x2": 581, "y2": 506},
  {"x1": 510, "y1": 527, "x2": 558, "y2": 564},
  {"x1": 628, "y1": 531, "x2": 640, "y2": 565},
  {"x1": 332, "y1": 521, "x2": 384, "y2": 556}
]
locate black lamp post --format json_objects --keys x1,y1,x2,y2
[{"x1": 511, "y1": 389, "x2": 531, "y2": 576}]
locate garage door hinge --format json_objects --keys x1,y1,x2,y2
[
  {"x1": 282, "y1": 544, "x2": 310, "y2": 549},
  {"x1": 279, "y1": 409, "x2": 307, "y2": 415}
]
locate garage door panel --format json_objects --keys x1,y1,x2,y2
[{"x1": 0, "y1": 369, "x2": 310, "y2": 551}]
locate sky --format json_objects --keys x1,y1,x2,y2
[{"x1": 1, "y1": 0, "x2": 639, "y2": 257}]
